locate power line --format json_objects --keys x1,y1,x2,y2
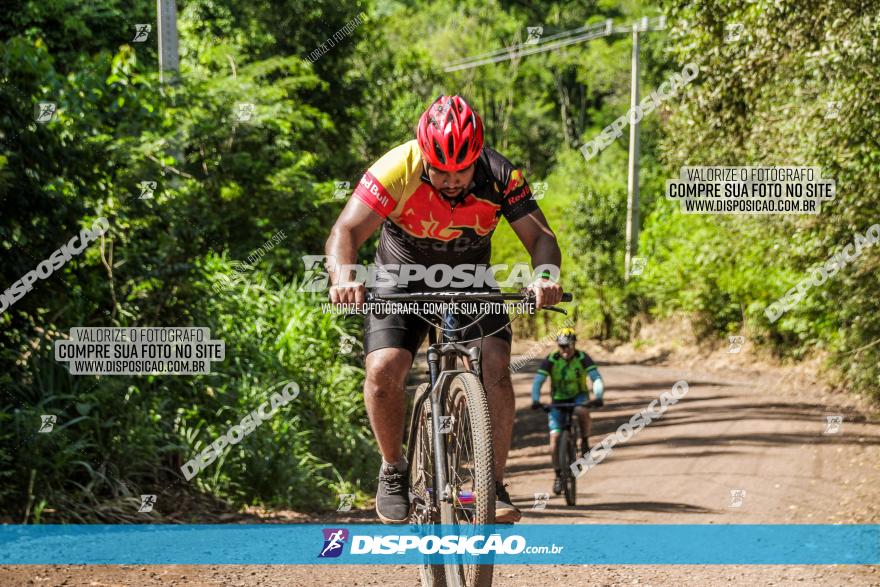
[
  {"x1": 443, "y1": 16, "x2": 665, "y2": 72},
  {"x1": 445, "y1": 21, "x2": 611, "y2": 69}
]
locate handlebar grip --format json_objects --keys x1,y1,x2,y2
[{"x1": 561, "y1": 293, "x2": 572, "y2": 302}]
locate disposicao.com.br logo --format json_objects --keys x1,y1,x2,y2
[
  {"x1": 318, "y1": 528, "x2": 349, "y2": 558},
  {"x1": 317, "y1": 528, "x2": 563, "y2": 558}
]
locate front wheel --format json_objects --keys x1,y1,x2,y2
[
  {"x1": 440, "y1": 372, "x2": 495, "y2": 587},
  {"x1": 557, "y1": 427, "x2": 578, "y2": 506},
  {"x1": 410, "y1": 383, "x2": 447, "y2": 587}
]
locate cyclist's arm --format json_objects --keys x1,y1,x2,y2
[
  {"x1": 531, "y1": 372, "x2": 548, "y2": 404},
  {"x1": 325, "y1": 199, "x2": 385, "y2": 303},
  {"x1": 532, "y1": 359, "x2": 552, "y2": 405},
  {"x1": 494, "y1": 160, "x2": 562, "y2": 308},
  {"x1": 589, "y1": 372, "x2": 604, "y2": 400},
  {"x1": 509, "y1": 209, "x2": 563, "y2": 308},
  {"x1": 325, "y1": 144, "x2": 411, "y2": 304},
  {"x1": 582, "y1": 353, "x2": 604, "y2": 400}
]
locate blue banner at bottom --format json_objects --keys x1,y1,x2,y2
[{"x1": 0, "y1": 524, "x2": 877, "y2": 565}]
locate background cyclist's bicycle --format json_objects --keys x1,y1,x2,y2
[{"x1": 538, "y1": 399, "x2": 601, "y2": 506}]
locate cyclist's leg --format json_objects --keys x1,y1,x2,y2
[
  {"x1": 364, "y1": 310, "x2": 429, "y2": 523},
  {"x1": 547, "y1": 409, "x2": 563, "y2": 469},
  {"x1": 364, "y1": 347, "x2": 414, "y2": 463},
  {"x1": 548, "y1": 409, "x2": 565, "y2": 494},
  {"x1": 364, "y1": 308, "x2": 429, "y2": 461},
  {"x1": 572, "y1": 392, "x2": 591, "y2": 449}
]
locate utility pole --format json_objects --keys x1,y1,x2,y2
[
  {"x1": 157, "y1": 0, "x2": 179, "y2": 84},
  {"x1": 624, "y1": 17, "x2": 647, "y2": 281},
  {"x1": 157, "y1": 0, "x2": 182, "y2": 187}
]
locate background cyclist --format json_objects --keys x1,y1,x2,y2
[{"x1": 531, "y1": 327, "x2": 605, "y2": 495}]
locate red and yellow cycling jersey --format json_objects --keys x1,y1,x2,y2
[{"x1": 352, "y1": 139, "x2": 538, "y2": 267}]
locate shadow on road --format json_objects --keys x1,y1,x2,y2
[{"x1": 522, "y1": 500, "x2": 714, "y2": 518}]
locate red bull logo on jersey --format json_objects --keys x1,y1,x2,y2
[
  {"x1": 505, "y1": 168, "x2": 526, "y2": 194},
  {"x1": 396, "y1": 184, "x2": 500, "y2": 241},
  {"x1": 358, "y1": 173, "x2": 392, "y2": 210}
]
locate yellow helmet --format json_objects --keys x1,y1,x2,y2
[{"x1": 556, "y1": 327, "x2": 576, "y2": 346}]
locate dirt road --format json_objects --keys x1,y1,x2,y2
[{"x1": 3, "y1": 342, "x2": 879, "y2": 586}]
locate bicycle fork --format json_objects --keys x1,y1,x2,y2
[{"x1": 427, "y1": 346, "x2": 453, "y2": 506}]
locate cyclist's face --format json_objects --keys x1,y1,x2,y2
[
  {"x1": 425, "y1": 162, "x2": 475, "y2": 199},
  {"x1": 559, "y1": 344, "x2": 575, "y2": 359}
]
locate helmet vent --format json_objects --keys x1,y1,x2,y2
[
  {"x1": 456, "y1": 139, "x2": 469, "y2": 164},
  {"x1": 433, "y1": 139, "x2": 446, "y2": 164}
]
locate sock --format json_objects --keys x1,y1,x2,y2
[{"x1": 383, "y1": 457, "x2": 408, "y2": 472}]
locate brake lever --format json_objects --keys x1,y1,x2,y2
[{"x1": 522, "y1": 290, "x2": 569, "y2": 315}]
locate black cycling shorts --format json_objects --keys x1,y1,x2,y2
[{"x1": 363, "y1": 291, "x2": 513, "y2": 358}]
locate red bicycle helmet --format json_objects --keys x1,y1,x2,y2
[{"x1": 416, "y1": 95, "x2": 484, "y2": 171}]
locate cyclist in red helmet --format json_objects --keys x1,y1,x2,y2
[{"x1": 325, "y1": 95, "x2": 563, "y2": 524}]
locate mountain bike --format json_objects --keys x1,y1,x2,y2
[
  {"x1": 538, "y1": 399, "x2": 601, "y2": 506},
  {"x1": 366, "y1": 290, "x2": 572, "y2": 587}
]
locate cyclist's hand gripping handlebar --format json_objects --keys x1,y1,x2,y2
[{"x1": 526, "y1": 291, "x2": 572, "y2": 315}]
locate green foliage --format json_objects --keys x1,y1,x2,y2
[
  {"x1": 178, "y1": 265, "x2": 374, "y2": 509},
  {"x1": 3, "y1": 0, "x2": 878, "y2": 524},
  {"x1": 634, "y1": 0, "x2": 880, "y2": 399},
  {"x1": 2, "y1": 266, "x2": 373, "y2": 520},
  {"x1": 1, "y1": 0, "x2": 373, "y2": 520}
]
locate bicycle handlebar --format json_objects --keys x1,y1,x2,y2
[
  {"x1": 366, "y1": 291, "x2": 572, "y2": 314},
  {"x1": 366, "y1": 291, "x2": 573, "y2": 303},
  {"x1": 342, "y1": 290, "x2": 574, "y2": 340}
]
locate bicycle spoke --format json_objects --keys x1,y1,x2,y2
[
  {"x1": 449, "y1": 402, "x2": 480, "y2": 584},
  {"x1": 410, "y1": 392, "x2": 438, "y2": 525},
  {"x1": 448, "y1": 395, "x2": 477, "y2": 524}
]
